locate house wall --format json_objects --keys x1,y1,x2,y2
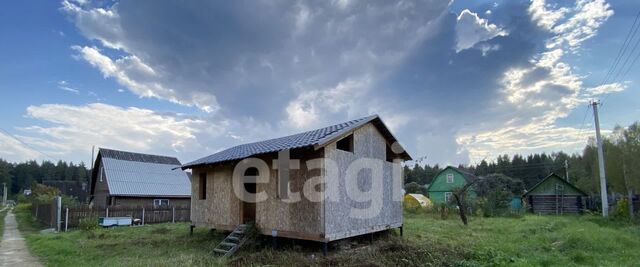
[
  {"x1": 92, "y1": 163, "x2": 110, "y2": 207},
  {"x1": 191, "y1": 164, "x2": 239, "y2": 230},
  {"x1": 113, "y1": 197, "x2": 191, "y2": 207},
  {"x1": 427, "y1": 168, "x2": 473, "y2": 205},
  {"x1": 323, "y1": 123, "x2": 403, "y2": 241},
  {"x1": 190, "y1": 149, "x2": 325, "y2": 240}
]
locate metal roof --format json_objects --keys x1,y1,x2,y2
[
  {"x1": 99, "y1": 148, "x2": 181, "y2": 165},
  {"x1": 102, "y1": 158, "x2": 191, "y2": 197},
  {"x1": 182, "y1": 114, "x2": 411, "y2": 169}
]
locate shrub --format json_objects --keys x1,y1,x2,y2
[
  {"x1": 79, "y1": 216, "x2": 99, "y2": 231},
  {"x1": 439, "y1": 203, "x2": 449, "y2": 220},
  {"x1": 612, "y1": 198, "x2": 631, "y2": 220}
]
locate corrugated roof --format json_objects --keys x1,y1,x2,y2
[
  {"x1": 102, "y1": 158, "x2": 191, "y2": 197},
  {"x1": 182, "y1": 115, "x2": 411, "y2": 169}
]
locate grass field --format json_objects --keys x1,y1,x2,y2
[{"x1": 13, "y1": 204, "x2": 640, "y2": 266}]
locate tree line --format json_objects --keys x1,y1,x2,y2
[
  {"x1": 405, "y1": 121, "x2": 640, "y2": 197},
  {"x1": 0, "y1": 159, "x2": 90, "y2": 196}
]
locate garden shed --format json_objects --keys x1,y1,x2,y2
[
  {"x1": 523, "y1": 173, "x2": 587, "y2": 215},
  {"x1": 181, "y1": 115, "x2": 411, "y2": 244}
]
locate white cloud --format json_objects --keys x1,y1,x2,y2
[
  {"x1": 72, "y1": 46, "x2": 218, "y2": 113},
  {"x1": 455, "y1": 9, "x2": 507, "y2": 52},
  {"x1": 0, "y1": 132, "x2": 43, "y2": 162},
  {"x1": 585, "y1": 82, "x2": 627, "y2": 96},
  {"x1": 57, "y1": 80, "x2": 79, "y2": 93},
  {"x1": 285, "y1": 77, "x2": 371, "y2": 129},
  {"x1": 458, "y1": 0, "x2": 614, "y2": 162},
  {"x1": 7, "y1": 103, "x2": 206, "y2": 163},
  {"x1": 530, "y1": 0, "x2": 613, "y2": 51}
]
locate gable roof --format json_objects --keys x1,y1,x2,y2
[
  {"x1": 425, "y1": 166, "x2": 478, "y2": 192},
  {"x1": 182, "y1": 115, "x2": 411, "y2": 169},
  {"x1": 90, "y1": 148, "x2": 190, "y2": 198},
  {"x1": 523, "y1": 173, "x2": 587, "y2": 196}
]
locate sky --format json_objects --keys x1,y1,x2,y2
[{"x1": 0, "y1": 0, "x2": 638, "y2": 166}]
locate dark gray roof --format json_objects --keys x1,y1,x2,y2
[
  {"x1": 182, "y1": 115, "x2": 411, "y2": 169},
  {"x1": 91, "y1": 148, "x2": 190, "y2": 198},
  {"x1": 453, "y1": 167, "x2": 478, "y2": 182},
  {"x1": 100, "y1": 148, "x2": 181, "y2": 165}
]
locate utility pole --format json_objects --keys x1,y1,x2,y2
[
  {"x1": 564, "y1": 160, "x2": 569, "y2": 182},
  {"x1": 591, "y1": 100, "x2": 609, "y2": 217},
  {"x1": 2, "y1": 182, "x2": 6, "y2": 206}
]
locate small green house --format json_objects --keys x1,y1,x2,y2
[
  {"x1": 523, "y1": 173, "x2": 588, "y2": 215},
  {"x1": 426, "y1": 166, "x2": 478, "y2": 205}
]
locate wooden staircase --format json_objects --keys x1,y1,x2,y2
[{"x1": 213, "y1": 224, "x2": 249, "y2": 257}]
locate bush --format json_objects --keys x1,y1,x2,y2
[
  {"x1": 612, "y1": 198, "x2": 631, "y2": 220},
  {"x1": 79, "y1": 216, "x2": 99, "y2": 231}
]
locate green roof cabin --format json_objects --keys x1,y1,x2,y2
[
  {"x1": 425, "y1": 166, "x2": 477, "y2": 205},
  {"x1": 523, "y1": 173, "x2": 588, "y2": 215}
]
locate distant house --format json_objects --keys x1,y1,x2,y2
[
  {"x1": 181, "y1": 115, "x2": 411, "y2": 243},
  {"x1": 90, "y1": 148, "x2": 191, "y2": 208},
  {"x1": 523, "y1": 173, "x2": 587, "y2": 215},
  {"x1": 426, "y1": 166, "x2": 477, "y2": 205},
  {"x1": 43, "y1": 180, "x2": 88, "y2": 202}
]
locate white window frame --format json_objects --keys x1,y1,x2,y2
[
  {"x1": 446, "y1": 174, "x2": 454, "y2": 183},
  {"x1": 445, "y1": 192, "x2": 452, "y2": 202},
  {"x1": 99, "y1": 166, "x2": 103, "y2": 182},
  {"x1": 153, "y1": 199, "x2": 170, "y2": 208}
]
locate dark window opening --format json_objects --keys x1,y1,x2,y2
[
  {"x1": 336, "y1": 134, "x2": 354, "y2": 152},
  {"x1": 386, "y1": 144, "x2": 396, "y2": 163},
  {"x1": 199, "y1": 172, "x2": 207, "y2": 200}
]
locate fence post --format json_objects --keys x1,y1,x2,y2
[
  {"x1": 142, "y1": 208, "x2": 145, "y2": 225},
  {"x1": 65, "y1": 208, "x2": 69, "y2": 232},
  {"x1": 106, "y1": 207, "x2": 109, "y2": 217},
  {"x1": 55, "y1": 196, "x2": 62, "y2": 232},
  {"x1": 172, "y1": 207, "x2": 175, "y2": 223}
]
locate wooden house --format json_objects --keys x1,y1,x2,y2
[
  {"x1": 523, "y1": 173, "x2": 587, "y2": 214},
  {"x1": 181, "y1": 115, "x2": 411, "y2": 244},
  {"x1": 90, "y1": 148, "x2": 191, "y2": 208},
  {"x1": 425, "y1": 166, "x2": 477, "y2": 205}
]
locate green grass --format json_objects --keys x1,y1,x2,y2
[
  {"x1": 0, "y1": 205, "x2": 8, "y2": 236},
  {"x1": 404, "y1": 212, "x2": 640, "y2": 266},
  {"x1": 13, "y1": 204, "x2": 640, "y2": 266}
]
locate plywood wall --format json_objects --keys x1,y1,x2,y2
[
  {"x1": 324, "y1": 123, "x2": 403, "y2": 241},
  {"x1": 191, "y1": 164, "x2": 239, "y2": 229}
]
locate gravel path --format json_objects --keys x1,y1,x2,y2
[{"x1": 0, "y1": 208, "x2": 42, "y2": 267}]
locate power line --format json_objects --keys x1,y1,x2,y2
[
  {"x1": 601, "y1": 10, "x2": 640, "y2": 105},
  {"x1": 0, "y1": 128, "x2": 57, "y2": 161},
  {"x1": 600, "y1": 11, "x2": 640, "y2": 86}
]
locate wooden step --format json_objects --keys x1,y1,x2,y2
[
  {"x1": 227, "y1": 236, "x2": 240, "y2": 241},
  {"x1": 213, "y1": 248, "x2": 228, "y2": 254},
  {"x1": 220, "y1": 242, "x2": 237, "y2": 247}
]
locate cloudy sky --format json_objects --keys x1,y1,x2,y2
[{"x1": 0, "y1": 0, "x2": 638, "y2": 166}]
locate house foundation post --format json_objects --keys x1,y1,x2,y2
[
  {"x1": 189, "y1": 225, "x2": 195, "y2": 236},
  {"x1": 400, "y1": 225, "x2": 403, "y2": 237},
  {"x1": 322, "y1": 242, "x2": 328, "y2": 256}
]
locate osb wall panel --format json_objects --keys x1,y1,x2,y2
[
  {"x1": 254, "y1": 149, "x2": 324, "y2": 236},
  {"x1": 324, "y1": 123, "x2": 403, "y2": 241},
  {"x1": 191, "y1": 164, "x2": 239, "y2": 228}
]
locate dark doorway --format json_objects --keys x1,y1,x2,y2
[{"x1": 242, "y1": 168, "x2": 258, "y2": 223}]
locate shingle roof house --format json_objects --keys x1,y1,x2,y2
[
  {"x1": 90, "y1": 148, "x2": 191, "y2": 208},
  {"x1": 182, "y1": 115, "x2": 411, "y2": 244}
]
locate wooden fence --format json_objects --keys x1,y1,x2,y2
[
  {"x1": 32, "y1": 202, "x2": 57, "y2": 228},
  {"x1": 62, "y1": 205, "x2": 191, "y2": 229},
  {"x1": 32, "y1": 198, "x2": 190, "y2": 231}
]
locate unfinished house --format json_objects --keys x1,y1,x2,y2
[
  {"x1": 182, "y1": 115, "x2": 411, "y2": 247},
  {"x1": 90, "y1": 148, "x2": 191, "y2": 208}
]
